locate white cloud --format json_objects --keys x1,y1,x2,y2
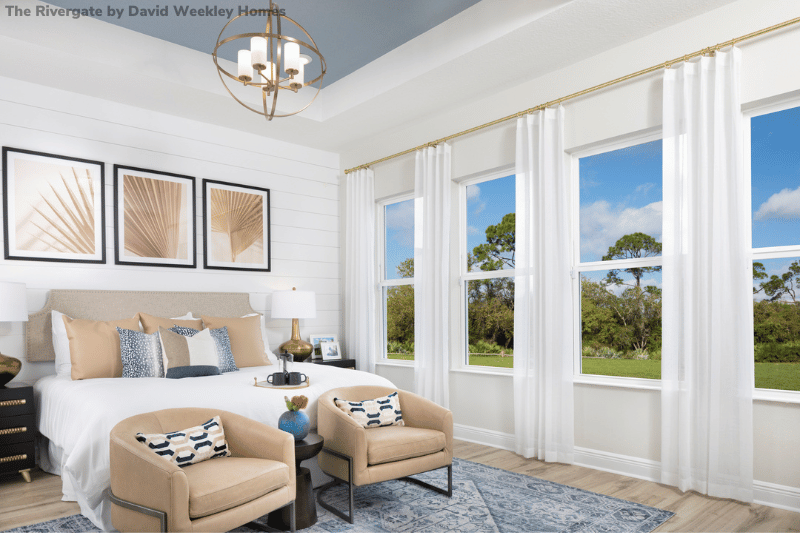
[
  {"x1": 754, "y1": 186, "x2": 800, "y2": 220},
  {"x1": 467, "y1": 226, "x2": 479, "y2": 236},
  {"x1": 580, "y1": 200, "x2": 662, "y2": 259},
  {"x1": 466, "y1": 184, "x2": 481, "y2": 201},
  {"x1": 635, "y1": 182, "x2": 655, "y2": 196},
  {"x1": 386, "y1": 200, "x2": 414, "y2": 229}
]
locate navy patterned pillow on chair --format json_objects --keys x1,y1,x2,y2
[
  {"x1": 135, "y1": 416, "x2": 231, "y2": 467},
  {"x1": 334, "y1": 391, "x2": 404, "y2": 428},
  {"x1": 117, "y1": 328, "x2": 165, "y2": 378}
]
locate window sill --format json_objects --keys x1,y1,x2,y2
[
  {"x1": 573, "y1": 374, "x2": 661, "y2": 391},
  {"x1": 753, "y1": 388, "x2": 800, "y2": 404},
  {"x1": 450, "y1": 367, "x2": 512, "y2": 377},
  {"x1": 375, "y1": 360, "x2": 414, "y2": 368}
]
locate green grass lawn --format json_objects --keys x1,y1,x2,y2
[{"x1": 389, "y1": 354, "x2": 800, "y2": 391}]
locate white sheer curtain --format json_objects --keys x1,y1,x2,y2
[
  {"x1": 661, "y1": 48, "x2": 753, "y2": 502},
  {"x1": 513, "y1": 108, "x2": 574, "y2": 462},
  {"x1": 345, "y1": 168, "x2": 377, "y2": 374},
  {"x1": 414, "y1": 143, "x2": 451, "y2": 408}
]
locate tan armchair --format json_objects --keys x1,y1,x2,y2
[
  {"x1": 109, "y1": 408, "x2": 296, "y2": 532},
  {"x1": 316, "y1": 386, "x2": 453, "y2": 523}
]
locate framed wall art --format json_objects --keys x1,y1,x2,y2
[
  {"x1": 114, "y1": 165, "x2": 196, "y2": 268},
  {"x1": 2, "y1": 147, "x2": 106, "y2": 264},
  {"x1": 202, "y1": 179, "x2": 270, "y2": 272}
]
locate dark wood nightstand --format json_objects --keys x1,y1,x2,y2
[
  {"x1": 305, "y1": 358, "x2": 356, "y2": 370},
  {"x1": 0, "y1": 383, "x2": 35, "y2": 483}
]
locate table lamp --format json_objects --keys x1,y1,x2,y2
[
  {"x1": 0, "y1": 282, "x2": 28, "y2": 388},
  {"x1": 271, "y1": 287, "x2": 316, "y2": 362}
]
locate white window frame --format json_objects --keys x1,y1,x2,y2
[
  {"x1": 457, "y1": 167, "x2": 516, "y2": 373},
  {"x1": 570, "y1": 130, "x2": 664, "y2": 390},
  {"x1": 377, "y1": 194, "x2": 415, "y2": 366},
  {"x1": 746, "y1": 95, "x2": 800, "y2": 403}
]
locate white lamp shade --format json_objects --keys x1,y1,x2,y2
[
  {"x1": 262, "y1": 62, "x2": 277, "y2": 82},
  {"x1": 0, "y1": 282, "x2": 28, "y2": 322},
  {"x1": 271, "y1": 289, "x2": 316, "y2": 319},
  {"x1": 251, "y1": 37, "x2": 267, "y2": 69},
  {"x1": 237, "y1": 50, "x2": 253, "y2": 81},
  {"x1": 283, "y1": 42, "x2": 300, "y2": 73}
]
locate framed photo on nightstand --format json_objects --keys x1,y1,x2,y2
[
  {"x1": 309, "y1": 334, "x2": 337, "y2": 359},
  {"x1": 320, "y1": 341, "x2": 341, "y2": 361}
]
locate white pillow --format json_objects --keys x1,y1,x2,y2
[
  {"x1": 242, "y1": 313, "x2": 277, "y2": 364},
  {"x1": 52, "y1": 310, "x2": 72, "y2": 377}
]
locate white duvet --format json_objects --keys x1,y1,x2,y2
[{"x1": 34, "y1": 364, "x2": 394, "y2": 531}]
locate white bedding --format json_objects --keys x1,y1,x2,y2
[{"x1": 34, "y1": 364, "x2": 394, "y2": 531}]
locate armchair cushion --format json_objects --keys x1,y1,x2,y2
[
  {"x1": 184, "y1": 457, "x2": 290, "y2": 519},
  {"x1": 366, "y1": 426, "x2": 446, "y2": 466},
  {"x1": 135, "y1": 416, "x2": 231, "y2": 467},
  {"x1": 334, "y1": 391, "x2": 404, "y2": 428}
]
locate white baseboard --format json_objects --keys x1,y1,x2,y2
[
  {"x1": 754, "y1": 480, "x2": 800, "y2": 513},
  {"x1": 453, "y1": 423, "x2": 515, "y2": 451},
  {"x1": 573, "y1": 446, "x2": 661, "y2": 483},
  {"x1": 453, "y1": 424, "x2": 800, "y2": 513}
]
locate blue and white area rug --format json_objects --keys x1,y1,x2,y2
[{"x1": 5, "y1": 458, "x2": 673, "y2": 533}]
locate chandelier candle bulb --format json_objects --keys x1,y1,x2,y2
[
  {"x1": 290, "y1": 63, "x2": 304, "y2": 90},
  {"x1": 237, "y1": 50, "x2": 253, "y2": 81},
  {"x1": 251, "y1": 37, "x2": 267, "y2": 70},
  {"x1": 284, "y1": 42, "x2": 299, "y2": 75}
]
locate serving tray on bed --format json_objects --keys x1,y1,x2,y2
[{"x1": 253, "y1": 377, "x2": 310, "y2": 390}]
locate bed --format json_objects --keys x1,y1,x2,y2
[{"x1": 27, "y1": 289, "x2": 394, "y2": 531}]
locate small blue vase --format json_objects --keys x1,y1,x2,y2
[{"x1": 278, "y1": 410, "x2": 310, "y2": 441}]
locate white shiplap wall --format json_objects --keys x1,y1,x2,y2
[{"x1": 0, "y1": 76, "x2": 342, "y2": 383}]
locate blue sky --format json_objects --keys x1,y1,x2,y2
[
  {"x1": 579, "y1": 140, "x2": 663, "y2": 263},
  {"x1": 466, "y1": 175, "x2": 515, "y2": 271},
  {"x1": 384, "y1": 199, "x2": 414, "y2": 279},
  {"x1": 751, "y1": 105, "x2": 800, "y2": 249}
]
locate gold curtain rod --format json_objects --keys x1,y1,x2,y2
[{"x1": 345, "y1": 15, "x2": 800, "y2": 175}]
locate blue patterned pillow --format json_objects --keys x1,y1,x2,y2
[
  {"x1": 135, "y1": 416, "x2": 231, "y2": 467},
  {"x1": 334, "y1": 391, "x2": 404, "y2": 428},
  {"x1": 169, "y1": 326, "x2": 238, "y2": 373},
  {"x1": 117, "y1": 328, "x2": 165, "y2": 378}
]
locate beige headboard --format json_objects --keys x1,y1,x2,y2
[{"x1": 26, "y1": 289, "x2": 257, "y2": 362}]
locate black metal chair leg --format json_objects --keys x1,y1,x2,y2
[
  {"x1": 400, "y1": 464, "x2": 453, "y2": 497},
  {"x1": 316, "y1": 448, "x2": 355, "y2": 524}
]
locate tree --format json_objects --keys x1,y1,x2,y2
[
  {"x1": 756, "y1": 260, "x2": 800, "y2": 303},
  {"x1": 603, "y1": 232, "x2": 662, "y2": 288},
  {"x1": 385, "y1": 258, "x2": 414, "y2": 345},
  {"x1": 472, "y1": 213, "x2": 515, "y2": 271}
]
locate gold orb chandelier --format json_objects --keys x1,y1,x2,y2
[{"x1": 213, "y1": 2, "x2": 326, "y2": 121}]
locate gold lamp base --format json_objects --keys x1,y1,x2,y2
[{"x1": 279, "y1": 318, "x2": 313, "y2": 362}]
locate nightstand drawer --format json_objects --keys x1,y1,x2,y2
[
  {"x1": 0, "y1": 387, "x2": 34, "y2": 417},
  {"x1": 0, "y1": 441, "x2": 35, "y2": 473},
  {"x1": 0, "y1": 414, "x2": 34, "y2": 445}
]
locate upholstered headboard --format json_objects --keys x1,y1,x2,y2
[{"x1": 26, "y1": 289, "x2": 257, "y2": 362}]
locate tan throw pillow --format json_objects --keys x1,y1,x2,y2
[
  {"x1": 200, "y1": 314, "x2": 271, "y2": 367},
  {"x1": 63, "y1": 316, "x2": 141, "y2": 380},
  {"x1": 138, "y1": 312, "x2": 203, "y2": 334}
]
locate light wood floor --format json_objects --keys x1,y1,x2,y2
[{"x1": 2, "y1": 440, "x2": 800, "y2": 531}]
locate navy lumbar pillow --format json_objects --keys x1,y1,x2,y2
[
  {"x1": 135, "y1": 416, "x2": 231, "y2": 467},
  {"x1": 334, "y1": 391, "x2": 404, "y2": 428}
]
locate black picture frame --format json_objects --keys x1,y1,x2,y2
[
  {"x1": 2, "y1": 147, "x2": 106, "y2": 264},
  {"x1": 202, "y1": 179, "x2": 271, "y2": 272},
  {"x1": 113, "y1": 165, "x2": 197, "y2": 268}
]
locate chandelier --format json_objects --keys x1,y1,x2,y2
[{"x1": 213, "y1": 2, "x2": 326, "y2": 121}]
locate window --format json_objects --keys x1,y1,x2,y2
[
  {"x1": 380, "y1": 198, "x2": 414, "y2": 361},
  {"x1": 750, "y1": 103, "x2": 800, "y2": 392},
  {"x1": 575, "y1": 138, "x2": 663, "y2": 380},
  {"x1": 461, "y1": 173, "x2": 515, "y2": 368}
]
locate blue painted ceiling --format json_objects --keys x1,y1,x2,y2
[{"x1": 44, "y1": 0, "x2": 483, "y2": 86}]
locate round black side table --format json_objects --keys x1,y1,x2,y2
[{"x1": 267, "y1": 433, "x2": 324, "y2": 530}]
